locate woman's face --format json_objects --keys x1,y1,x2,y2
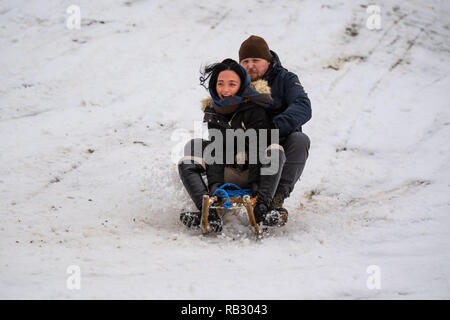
[{"x1": 216, "y1": 70, "x2": 241, "y2": 100}]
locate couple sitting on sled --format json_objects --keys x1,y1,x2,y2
[{"x1": 178, "y1": 35, "x2": 311, "y2": 233}]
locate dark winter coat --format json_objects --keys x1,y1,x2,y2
[
  {"x1": 263, "y1": 50, "x2": 312, "y2": 137},
  {"x1": 201, "y1": 80, "x2": 274, "y2": 189}
]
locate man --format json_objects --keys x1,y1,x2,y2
[{"x1": 238, "y1": 35, "x2": 311, "y2": 215}]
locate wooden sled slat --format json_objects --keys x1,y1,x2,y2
[
  {"x1": 201, "y1": 195, "x2": 218, "y2": 235},
  {"x1": 201, "y1": 195, "x2": 209, "y2": 235},
  {"x1": 243, "y1": 195, "x2": 262, "y2": 238}
]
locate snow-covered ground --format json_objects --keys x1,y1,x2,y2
[{"x1": 1, "y1": 0, "x2": 449, "y2": 299}]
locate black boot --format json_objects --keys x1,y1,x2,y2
[
  {"x1": 253, "y1": 203, "x2": 269, "y2": 224},
  {"x1": 253, "y1": 203, "x2": 286, "y2": 227},
  {"x1": 254, "y1": 146, "x2": 286, "y2": 225},
  {"x1": 205, "y1": 208, "x2": 223, "y2": 233},
  {"x1": 256, "y1": 146, "x2": 286, "y2": 204},
  {"x1": 271, "y1": 193, "x2": 289, "y2": 226},
  {"x1": 180, "y1": 211, "x2": 201, "y2": 228},
  {"x1": 272, "y1": 193, "x2": 285, "y2": 209},
  {"x1": 178, "y1": 159, "x2": 208, "y2": 211},
  {"x1": 180, "y1": 208, "x2": 222, "y2": 232}
]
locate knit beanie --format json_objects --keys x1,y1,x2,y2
[{"x1": 238, "y1": 35, "x2": 273, "y2": 62}]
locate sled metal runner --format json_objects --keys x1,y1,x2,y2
[{"x1": 200, "y1": 194, "x2": 262, "y2": 237}]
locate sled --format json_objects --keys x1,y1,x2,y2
[{"x1": 200, "y1": 184, "x2": 262, "y2": 238}]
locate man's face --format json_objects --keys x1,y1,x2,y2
[{"x1": 240, "y1": 58, "x2": 270, "y2": 81}]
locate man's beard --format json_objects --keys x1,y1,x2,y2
[{"x1": 248, "y1": 70, "x2": 260, "y2": 81}]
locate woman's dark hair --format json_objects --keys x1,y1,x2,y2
[{"x1": 200, "y1": 58, "x2": 247, "y2": 97}]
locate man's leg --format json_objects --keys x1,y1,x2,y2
[
  {"x1": 275, "y1": 132, "x2": 310, "y2": 202},
  {"x1": 254, "y1": 144, "x2": 287, "y2": 226}
]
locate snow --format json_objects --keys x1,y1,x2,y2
[{"x1": 1, "y1": 0, "x2": 449, "y2": 299}]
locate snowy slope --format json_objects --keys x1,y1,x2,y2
[{"x1": 0, "y1": 0, "x2": 449, "y2": 299}]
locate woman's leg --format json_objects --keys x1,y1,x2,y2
[
  {"x1": 178, "y1": 138, "x2": 208, "y2": 210},
  {"x1": 178, "y1": 138, "x2": 222, "y2": 232}
]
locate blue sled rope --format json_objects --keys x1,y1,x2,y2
[{"x1": 211, "y1": 183, "x2": 252, "y2": 210}]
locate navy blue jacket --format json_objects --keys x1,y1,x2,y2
[{"x1": 263, "y1": 51, "x2": 312, "y2": 137}]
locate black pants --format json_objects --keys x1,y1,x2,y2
[
  {"x1": 276, "y1": 132, "x2": 310, "y2": 198},
  {"x1": 181, "y1": 131, "x2": 310, "y2": 200}
]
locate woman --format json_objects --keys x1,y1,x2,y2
[{"x1": 178, "y1": 58, "x2": 286, "y2": 232}]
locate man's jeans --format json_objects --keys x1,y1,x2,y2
[{"x1": 276, "y1": 132, "x2": 310, "y2": 198}]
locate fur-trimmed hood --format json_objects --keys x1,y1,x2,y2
[{"x1": 201, "y1": 79, "x2": 271, "y2": 112}]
